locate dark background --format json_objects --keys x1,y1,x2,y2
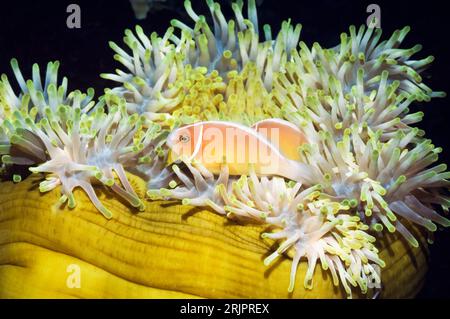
[{"x1": 0, "y1": 0, "x2": 448, "y2": 298}]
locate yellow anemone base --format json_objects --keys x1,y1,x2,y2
[{"x1": 0, "y1": 175, "x2": 428, "y2": 298}]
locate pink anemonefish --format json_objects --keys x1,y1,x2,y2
[{"x1": 167, "y1": 119, "x2": 314, "y2": 184}]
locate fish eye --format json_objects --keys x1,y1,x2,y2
[{"x1": 179, "y1": 134, "x2": 190, "y2": 143}]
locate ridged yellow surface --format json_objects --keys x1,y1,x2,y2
[{"x1": 0, "y1": 175, "x2": 428, "y2": 298}]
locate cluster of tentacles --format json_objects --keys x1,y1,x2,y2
[{"x1": 1, "y1": 0, "x2": 449, "y2": 298}]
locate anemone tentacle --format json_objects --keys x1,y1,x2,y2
[
  {"x1": 292, "y1": 122, "x2": 450, "y2": 246},
  {"x1": 171, "y1": 0, "x2": 301, "y2": 87},
  {"x1": 101, "y1": 26, "x2": 187, "y2": 121},
  {"x1": 1, "y1": 87, "x2": 166, "y2": 217},
  {"x1": 148, "y1": 158, "x2": 384, "y2": 297},
  {"x1": 272, "y1": 39, "x2": 443, "y2": 140},
  {"x1": 0, "y1": 59, "x2": 96, "y2": 120}
]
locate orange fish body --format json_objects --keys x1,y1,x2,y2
[
  {"x1": 168, "y1": 121, "x2": 285, "y2": 176},
  {"x1": 167, "y1": 120, "x2": 313, "y2": 184},
  {"x1": 251, "y1": 118, "x2": 307, "y2": 161}
]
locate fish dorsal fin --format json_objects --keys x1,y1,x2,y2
[{"x1": 252, "y1": 118, "x2": 307, "y2": 161}]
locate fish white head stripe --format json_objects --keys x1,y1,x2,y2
[{"x1": 189, "y1": 123, "x2": 204, "y2": 161}]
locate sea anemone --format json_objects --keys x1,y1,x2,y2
[
  {"x1": 101, "y1": 26, "x2": 186, "y2": 121},
  {"x1": 289, "y1": 122, "x2": 450, "y2": 247},
  {"x1": 0, "y1": 59, "x2": 96, "y2": 119},
  {"x1": 220, "y1": 167, "x2": 385, "y2": 298},
  {"x1": 170, "y1": 62, "x2": 273, "y2": 126},
  {"x1": 101, "y1": 0, "x2": 301, "y2": 125},
  {"x1": 148, "y1": 159, "x2": 385, "y2": 297},
  {"x1": 0, "y1": 63, "x2": 163, "y2": 217},
  {"x1": 0, "y1": 0, "x2": 448, "y2": 299},
  {"x1": 147, "y1": 158, "x2": 231, "y2": 214},
  {"x1": 269, "y1": 27, "x2": 446, "y2": 141},
  {"x1": 140, "y1": 0, "x2": 448, "y2": 298},
  {"x1": 171, "y1": 0, "x2": 301, "y2": 84},
  {"x1": 0, "y1": 59, "x2": 98, "y2": 168}
]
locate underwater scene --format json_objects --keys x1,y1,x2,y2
[{"x1": 0, "y1": 0, "x2": 449, "y2": 301}]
